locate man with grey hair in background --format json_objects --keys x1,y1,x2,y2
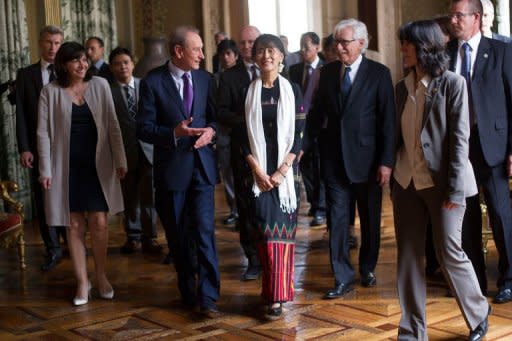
[
  {"x1": 307, "y1": 18, "x2": 395, "y2": 298},
  {"x1": 481, "y1": 0, "x2": 511, "y2": 43},
  {"x1": 217, "y1": 25, "x2": 263, "y2": 281},
  {"x1": 16, "y1": 25, "x2": 66, "y2": 272}
]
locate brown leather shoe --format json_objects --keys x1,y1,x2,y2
[
  {"x1": 142, "y1": 239, "x2": 163, "y2": 254},
  {"x1": 120, "y1": 240, "x2": 142, "y2": 254}
]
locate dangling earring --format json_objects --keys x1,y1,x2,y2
[{"x1": 278, "y1": 61, "x2": 284, "y2": 73}]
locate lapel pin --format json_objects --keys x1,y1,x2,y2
[{"x1": 484, "y1": 53, "x2": 488, "y2": 58}]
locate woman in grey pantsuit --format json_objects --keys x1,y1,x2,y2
[{"x1": 393, "y1": 20, "x2": 490, "y2": 340}]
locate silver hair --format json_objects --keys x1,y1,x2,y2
[
  {"x1": 39, "y1": 25, "x2": 64, "y2": 40},
  {"x1": 333, "y1": 18, "x2": 369, "y2": 53},
  {"x1": 481, "y1": 0, "x2": 494, "y2": 11},
  {"x1": 169, "y1": 25, "x2": 200, "y2": 56}
]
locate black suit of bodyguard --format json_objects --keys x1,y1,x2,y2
[
  {"x1": 308, "y1": 19, "x2": 395, "y2": 295},
  {"x1": 15, "y1": 27, "x2": 66, "y2": 271},
  {"x1": 447, "y1": 0, "x2": 512, "y2": 304}
]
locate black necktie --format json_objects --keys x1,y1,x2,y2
[
  {"x1": 303, "y1": 64, "x2": 312, "y2": 93},
  {"x1": 250, "y1": 65, "x2": 258, "y2": 81},
  {"x1": 48, "y1": 64, "x2": 56, "y2": 82},
  {"x1": 123, "y1": 85, "x2": 137, "y2": 119},
  {"x1": 341, "y1": 66, "x2": 352, "y2": 104}
]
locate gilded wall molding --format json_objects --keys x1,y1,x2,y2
[{"x1": 43, "y1": 0, "x2": 60, "y2": 26}]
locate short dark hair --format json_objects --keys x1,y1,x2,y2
[
  {"x1": 301, "y1": 32, "x2": 320, "y2": 45},
  {"x1": 251, "y1": 34, "x2": 285, "y2": 59},
  {"x1": 217, "y1": 39, "x2": 239, "y2": 56},
  {"x1": 169, "y1": 26, "x2": 200, "y2": 57},
  {"x1": 86, "y1": 36, "x2": 105, "y2": 47},
  {"x1": 108, "y1": 47, "x2": 134, "y2": 64},
  {"x1": 452, "y1": 0, "x2": 483, "y2": 16},
  {"x1": 322, "y1": 34, "x2": 335, "y2": 50},
  {"x1": 55, "y1": 42, "x2": 93, "y2": 87},
  {"x1": 398, "y1": 20, "x2": 449, "y2": 77}
]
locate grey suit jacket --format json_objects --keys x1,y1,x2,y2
[
  {"x1": 395, "y1": 71, "x2": 477, "y2": 205},
  {"x1": 111, "y1": 77, "x2": 153, "y2": 167}
]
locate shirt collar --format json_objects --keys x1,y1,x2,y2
[
  {"x1": 168, "y1": 60, "x2": 190, "y2": 79},
  {"x1": 345, "y1": 53, "x2": 363, "y2": 70},
  {"x1": 244, "y1": 60, "x2": 258, "y2": 70},
  {"x1": 307, "y1": 56, "x2": 320, "y2": 69},
  {"x1": 404, "y1": 70, "x2": 431, "y2": 94},
  {"x1": 94, "y1": 59, "x2": 105, "y2": 70},
  {"x1": 117, "y1": 76, "x2": 135, "y2": 88},
  {"x1": 458, "y1": 31, "x2": 481, "y2": 52},
  {"x1": 40, "y1": 59, "x2": 51, "y2": 69}
]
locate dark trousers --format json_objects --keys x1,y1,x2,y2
[
  {"x1": 121, "y1": 152, "x2": 157, "y2": 241},
  {"x1": 325, "y1": 175, "x2": 382, "y2": 285},
  {"x1": 466, "y1": 129, "x2": 512, "y2": 290},
  {"x1": 300, "y1": 145, "x2": 326, "y2": 216},
  {"x1": 32, "y1": 169, "x2": 65, "y2": 256},
  {"x1": 155, "y1": 163, "x2": 220, "y2": 306},
  {"x1": 231, "y1": 142, "x2": 260, "y2": 267}
]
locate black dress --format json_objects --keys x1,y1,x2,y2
[
  {"x1": 69, "y1": 102, "x2": 108, "y2": 212},
  {"x1": 241, "y1": 78, "x2": 305, "y2": 303}
]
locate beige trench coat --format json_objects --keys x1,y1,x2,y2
[{"x1": 37, "y1": 76, "x2": 127, "y2": 226}]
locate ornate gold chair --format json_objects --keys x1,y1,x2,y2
[{"x1": 0, "y1": 180, "x2": 26, "y2": 269}]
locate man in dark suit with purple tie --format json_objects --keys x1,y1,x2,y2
[{"x1": 137, "y1": 26, "x2": 220, "y2": 317}]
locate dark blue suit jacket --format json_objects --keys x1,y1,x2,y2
[
  {"x1": 307, "y1": 58, "x2": 395, "y2": 183},
  {"x1": 137, "y1": 62, "x2": 219, "y2": 191},
  {"x1": 448, "y1": 37, "x2": 512, "y2": 167}
]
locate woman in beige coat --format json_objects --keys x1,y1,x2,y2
[{"x1": 37, "y1": 42, "x2": 127, "y2": 306}]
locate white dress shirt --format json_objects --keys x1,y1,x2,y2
[
  {"x1": 343, "y1": 53, "x2": 363, "y2": 83},
  {"x1": 454, "y1": 31, "x2": 481, "y2": 77},
  {"x1": 168, "y1": 61, "x2": 192, "y2": 100},
  {"x1": 40, "y1": 59, "x2": 53, "y2": 86}
]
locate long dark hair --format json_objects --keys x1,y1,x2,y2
[
  {"x1": 55, "y1": 42, "x2": 93, "y2": 87},
  {"x1": 398, "y1": 20, "x2": 449, "y2": 77}
]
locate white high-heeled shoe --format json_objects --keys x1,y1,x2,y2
[
  {"x1": 73, "y1": 281, "x2": 92, "y2": 306},
  {"x1": 99, "y1": 287, "x2": 114, "y2": 300}
]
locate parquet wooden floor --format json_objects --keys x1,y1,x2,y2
[{"x1": 1, "y1": 186, "x2": 511, "y2": 340}]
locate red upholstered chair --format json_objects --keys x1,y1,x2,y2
[{"x1": 0, "y1": 180, "x2": 26, "y2": 269}]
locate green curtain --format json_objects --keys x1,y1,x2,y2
[
  {"x1": 0, "y1": 0, "x2": 32, "y2": 217},
  {"x1": 60, "y1": 0, "x2": 118, "y2": 56}
]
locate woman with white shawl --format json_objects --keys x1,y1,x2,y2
[{"x1": 241, "y1": 34, "x2": 305, "y2": 319}]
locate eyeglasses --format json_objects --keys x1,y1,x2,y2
[
  {"x1": 449, "y1": 12, "x2": 476, "y2": 20},
  {"x1": 335, "y1": 39, "x2": 356, "y2": 46}
]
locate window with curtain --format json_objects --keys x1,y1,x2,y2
[{"x1": 248, "y1": 0, "x2": 309, "y2": 52}]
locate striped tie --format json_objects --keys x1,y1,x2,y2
[{"x1": 124, "y1": 85, "x2": 137, "y2": 119}]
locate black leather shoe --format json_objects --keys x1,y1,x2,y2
[
  {"x1": 200, "y1": 304, "x2": 221, "y2": 318},
  {"x1": 361, "y1": 272, "x2": 377, "y2": 287},
  {"x1": 223, "y1": 213, "x2": 238, "y2": 225},
  {"x1": 310, "y1": 215, "x2": 326, "y2": 227},
  {"x1": 324, "y1": 282, "x2": 354, "y2": 299},
  {"x1": 494, "y1": 288, "x2": 512, "y2": 303},
  {"x1": 162, "y1": 252, "x2": 174, "y2": 265},
  {"x1": 241, "y1": 265, "x2": 261, "y2": 281},
  {"x1": 41, "y1": 253, "x2": 62, "y2": 272},
  {"x1": 468, "y1": 305, "x2": 491, "y2": 341}
]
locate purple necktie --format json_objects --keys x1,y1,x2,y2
[{"x1": 182, "y1": 72, "x2": 193, "y2": 116}]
